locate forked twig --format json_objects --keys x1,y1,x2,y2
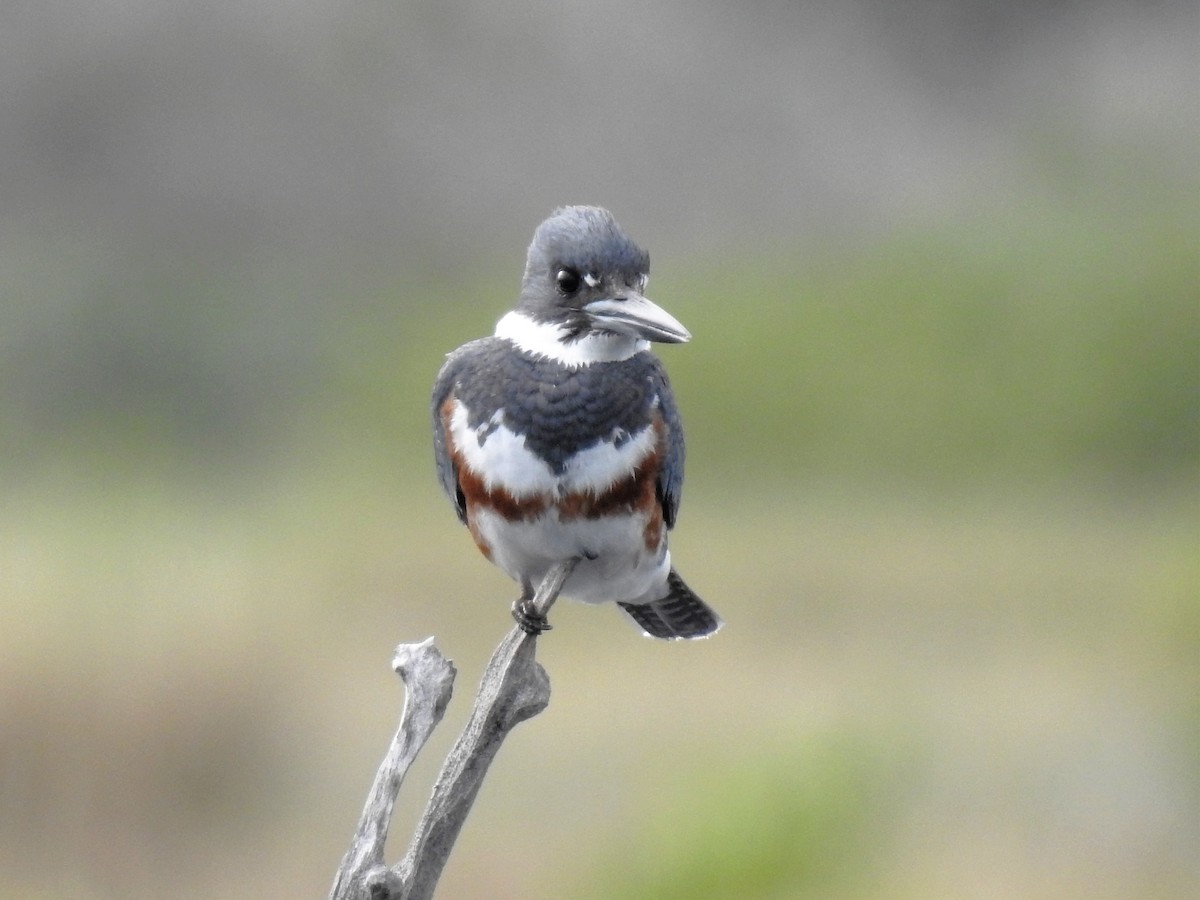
[{"x1": 330, "y1": 558, "x2": 580, "y2": 900}]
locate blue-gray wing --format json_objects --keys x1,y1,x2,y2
[
  {"x1": 649, "y1": 359, "x2": 686, "y2": 529},
  {"x1": 431, "y1": 341, "x2": 484, "y2": 524}
]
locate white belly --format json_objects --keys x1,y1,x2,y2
[{"x1": 471, "y1": 506, "x2": 670, "y2": 605}]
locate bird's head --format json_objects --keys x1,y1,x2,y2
[{"x1": 514, "y1": 206, "x2": 691, "y2": 347}]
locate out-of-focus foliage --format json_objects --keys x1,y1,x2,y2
[
  {"x1": 579, "y1": 734, "x2": 899, "y2": 900},
  {"x1": 667, "y1": 200, "x2": 1196, "y2": 487}
]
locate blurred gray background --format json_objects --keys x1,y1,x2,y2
[{"x1": 2, "y1": 2, "x2": 1196, "y2": 898}]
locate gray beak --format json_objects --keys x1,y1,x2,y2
[{"x1": 584, "y1": 293, "x2": 692, "y2": 344}]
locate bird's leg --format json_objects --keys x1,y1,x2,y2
[
  {"x1": 511, "y1": 559, "x2": 581, "y2": 635},
  {"x1": 511, "y1": 580, "x2": 551, "y2": 635}
]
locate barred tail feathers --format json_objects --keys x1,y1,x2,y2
[{"x1": 617, "y1": 569, "x2": 722, "y2": 640}]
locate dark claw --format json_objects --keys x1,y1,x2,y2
[{"x1": 511, "y1": 598, "x2": 552, "y2": 635}]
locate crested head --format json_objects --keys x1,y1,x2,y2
[
  {"x1": 520, "y1": 206, "x2": 650, "y2": 301},
  {"x1": 500, "y1": 206, "x2": 689, "y2": 365}
]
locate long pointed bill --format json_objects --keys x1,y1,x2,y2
[{"x1": 584, "y1": 294, "x2": 692, "y2": 344}]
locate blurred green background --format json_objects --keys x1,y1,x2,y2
[{"x1": 1, "y1": 2, "x2": 1197, "y2": 898}]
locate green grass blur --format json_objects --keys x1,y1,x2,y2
[{"x1": 2, "y1": 192, "x2": 1196, "y2": 898}]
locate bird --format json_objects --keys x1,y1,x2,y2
[{"x1": 431, "y1": 205, "x2": 722, "y2": 640}]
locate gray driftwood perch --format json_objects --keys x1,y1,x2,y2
[{"x1": 330, "y1": 558, "x2": 579, "y2": 900}]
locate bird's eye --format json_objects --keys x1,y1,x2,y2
[{"x1": 555, "y1": 268, "x2": 581, "y2": 294}]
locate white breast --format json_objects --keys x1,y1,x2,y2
[{"x1": 448, "y1": 400, "x2": 658, "y2": 498}]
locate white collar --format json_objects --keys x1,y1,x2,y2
[{"x1": 494, "y1": 310, "x2": 649, "y2": 368}]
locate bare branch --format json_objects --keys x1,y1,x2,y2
[
  {"x1": 329, "y1": 638, "x2": 456, "y2": 899},
  {"x1": 393, "y1": 558, "x2": 578, "y2": 899},
  {"x1": 331, "y1": 558, "x2": 579, "y2": 900}
]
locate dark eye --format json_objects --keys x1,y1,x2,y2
[{"x1": 555, "y1": 268, "x2": 581, "y2": 294}]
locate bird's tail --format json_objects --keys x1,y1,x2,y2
[{"x1": 618, "y1": 569, "x2": 723, "y2": 640}]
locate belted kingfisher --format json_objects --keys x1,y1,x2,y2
[{"x1": 431, "y1": 206, "x2": 722, "y2": 640}]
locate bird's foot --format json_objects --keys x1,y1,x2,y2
[{"x1": 511, "y1": 598, "x2": 552, "y2": 636}]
